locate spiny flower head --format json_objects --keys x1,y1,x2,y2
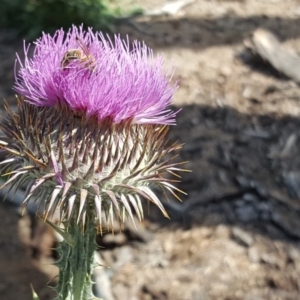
[{"x1": 0, "y1": 25, "x2": 185, "y2": 231}]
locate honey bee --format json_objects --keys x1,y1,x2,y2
[{"x1": 61, "y1": 37, "x2": 95, "y2": 71}]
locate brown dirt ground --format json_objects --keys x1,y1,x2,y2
[{"x1": 2, "y1": 0, "x2": 300, "y2": 299}]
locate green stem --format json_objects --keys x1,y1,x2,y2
[{"x1": 55, "y1": 213, "x2": 98, "y2": 300}]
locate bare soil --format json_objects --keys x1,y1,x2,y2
[{"x1": 2, "y1": 0, "x2": 300, "y2": 299}]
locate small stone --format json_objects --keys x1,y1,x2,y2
[
  {"x1": 287, "y1": 245, "x2": 300, "y2": 263},
  {"x1": 113, "y1": 246, "x2": 134, "y2": 270},
  {"x1": 232, "y1": 227, "x2": 254, "y2": 247},
  {"x1": 248, "y1": 246, "x2": 260, "y2": 263},
  {"x1": 235, "y1": 205, "x2": 258, "y2": 222},
  {"x1": 260, "y1": 253, "x2": 279, "y2": 267},
  {"x1": 243, "y1": 193, "x2": 259, "y2": 202}
]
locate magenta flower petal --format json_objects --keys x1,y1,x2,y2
[{"x1": 14, "y1": 25, "x2": 178, "y2": 124}]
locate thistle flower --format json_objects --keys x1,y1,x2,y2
[
  {"x1": 0, "y1": 25, "x2": 184, "y2": 230},
  {"x1": 14, "y1": 25, "x2": 177, "y2": 125}
]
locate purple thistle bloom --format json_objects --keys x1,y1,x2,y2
[
  {"x1": 0, "y1": 25, "x2": 186, "y2": 231},
  {"x1": 14, "y1": 25, "x2": 178, "y2": 125}
]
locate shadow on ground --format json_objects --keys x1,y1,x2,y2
[
  {"x1": 118, "y1": 15, "x2": 300, "y2": 49},
  {"x1": 147, "y1": 104, "x2": 300, "y2": 244}
]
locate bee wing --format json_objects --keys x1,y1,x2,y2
[{"x1": 76, "y1": 36, "x2": 90, "y2": 57}]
